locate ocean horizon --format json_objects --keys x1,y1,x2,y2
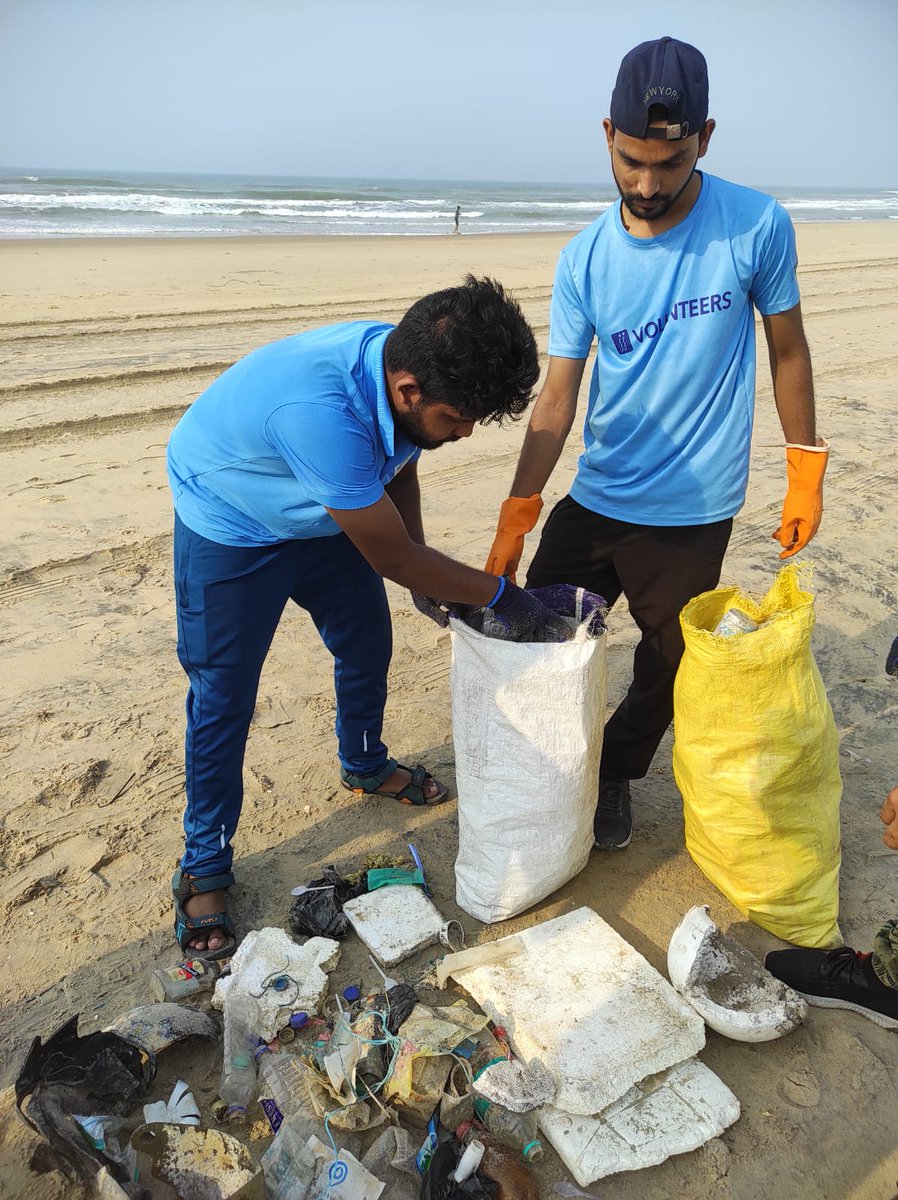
[{"x1": 2, "y1": 167, "x2": 896, "y2": 239}]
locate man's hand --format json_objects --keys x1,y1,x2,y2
[
  {"x1": 773, "y1": 440, "x2": 829, "y2": 558},
  {"x1": 484, "y1": 494, "x2": 543, "y2": 582},
  {"x1": 880, "y1": 785, "x2": 898, "y2": 850},
  {"x1": 488, "y1": 579, "x2": 554, "y2": 641},
  {"x1": 412, "y1": 593, "x2": 454, "y2": 628}
]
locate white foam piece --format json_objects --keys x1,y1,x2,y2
[
  {"x1": 343, "y1": 886, "x2": 446, "y2": 967},
  {"x1": 213, "y1": 926, "x2": 340, "y2": 1041},
  {"x1": 454, "y1": 907, "x2": 706, "y2": 1115},
  {"x1": 539, "y1": 1057, "x2": 741, "y2": 1186}
]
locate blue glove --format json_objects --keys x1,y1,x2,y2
[
  {"x1": 412, "y1": 592, "x2": 452, "y2": 628},
  {"x1": 487, "y1": 578, "x2": 554, "y2": 642}
]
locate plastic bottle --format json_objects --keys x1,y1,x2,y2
[
  {"x1": 469, "y1": 1029, "x2": 508, "y2": 1080},
  {"x1": 219, "y1": 990, "x2": 262, "y2": 1112},
  {"x1": 713, "y1": 608, "x2": 759, "y2": 638},
  {"x1": 150, "y1": 956, "x2": 230, "y2": 1002},
  {"x1": 256, "y1": 1048, "x2": 309, "y2": 1131},
  {"x1": 471, "y1": 1100, "x2": 544, "y2": 1162}
]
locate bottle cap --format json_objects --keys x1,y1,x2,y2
[
  {"x1": 271, "y1": 975, "x2": 292, "y2": 992},
  {"x1": 343, "y1": 985, "x2": 361, "y2": 1003},
  {"x1": 289, "y1": 1011, "x2": 309, "y2": 1029}
]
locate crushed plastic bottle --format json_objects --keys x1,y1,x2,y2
[
  {"x1": 219, "y1": 990, "x2": 262, "y2": 1113},
  {"x1": 256, "y1": 1048, "x2": 309, "y2": 1133},
  {"x1": 469, "y1": 1101, "x2": 544, "y2": 1162}
]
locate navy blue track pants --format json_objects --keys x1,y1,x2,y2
[{"x1": 174, "y1": 515, "x2": 392, "y2": 876}]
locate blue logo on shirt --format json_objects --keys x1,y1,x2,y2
[{"x1": 610, "y1": 291, "x2": 732, "y2": 354}]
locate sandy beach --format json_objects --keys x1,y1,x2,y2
[{"x1": 1, "y1": 224, "x2": 897, "y2": 1199}]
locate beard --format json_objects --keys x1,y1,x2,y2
[
  {"x1": 393, "y1": 405, "x2": 461, "y2": 451},
  {"x1": 613, "y1": 159, "x2": 696, "y2": 223}
]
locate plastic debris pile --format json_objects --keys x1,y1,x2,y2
[{"x1": 15, "y1": 848, "x2": 806, "y2": 1198}]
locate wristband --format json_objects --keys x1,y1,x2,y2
[{"x1": 486, "y1": 576, "x2": 506, "y2": 608}]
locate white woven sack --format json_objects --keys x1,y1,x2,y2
[{"x1": 450, "y1": 615, "x2": 607, "y2": 923}]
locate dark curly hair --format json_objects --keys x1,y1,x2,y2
[{"x1": 384, "y1": 275, "x2": 539, "y2": 424}]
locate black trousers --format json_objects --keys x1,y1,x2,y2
[{"x1": 526, "y1": 496, "x2": 732, "y2": 781}]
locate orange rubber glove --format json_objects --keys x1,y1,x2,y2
[
  {"x1": 484, "y1": 494, "x2": 543, "y2": 583},
  {"x1": 772, "y1": 439, "x2": 829, "y2": 559}
]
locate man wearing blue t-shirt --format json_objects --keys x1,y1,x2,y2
[
  {"x1": 166, "y1": 276, "x2": 546, "y2": 956},
  {"x1": 485, "y1": 38, "x2": 829, "y2": 850}
]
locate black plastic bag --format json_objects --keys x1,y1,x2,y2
[
  {"x1": 421, "y1": 1139, "x2": 498, "y2": 1200},
  {"x1": 287, "y1": 865, "x2": 368, "y2": 939},
  {"x1": 383, "y1": 983, "x2": 417, "y2": 1034},
  {"x1": 16, "y1": 1013, "x2": 156, "y2": 1194}
]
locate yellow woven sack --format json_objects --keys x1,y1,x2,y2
[{"x1": 672, "y1": 564, "x2": 842, "y2": 948}]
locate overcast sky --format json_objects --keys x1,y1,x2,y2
[{"x1": 2, "y1": 0, "x2": 896, "y2": 188}]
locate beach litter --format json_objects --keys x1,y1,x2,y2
[
  {"x1": 17, "y1": 841, "x2": 758, "y2": 1196},
  {"x1": 667, "y1": 905, "x2": 807, "y2": 1041},
  {"x1": 288, "y1": 866, "x2": 368, "y2": 940},
  {"x1": 129, "y1": 1122, "x2": 264, "y2": 1198},
  {"x1": 343, "y1": 886, "x2": 447, "y2": 967},
  {"x1": 453, "y1": 907, "x2": 706, "y2": 1116},
  {"x1": 446, "y1": 906, "x2": 743, "y2": 1184},
  {"x1": 143, "y1": 1079, "x2": 201, "y2": 1127},
  {"x1": 213, "y1": 927, "x2": 340, "y2": 1042},
  {"x1": 15, "y1": 1013, "x2": 155, "y2": 1193},
  {"x1": 110, "y1": 1003, "x2": 219, "y2": 1055},
  {"x1": 538, "y1": 1058, "x2": 739, "y2": 1187}
]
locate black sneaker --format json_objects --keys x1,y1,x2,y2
[
  {"x1": 594, "y1": 778, "x2": 632, "y2": 849},
  {"x1": 765, "y1": 946, "x2": 898, "y2": 1030}
]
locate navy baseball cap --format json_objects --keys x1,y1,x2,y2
[{"x1": 610, "y1": 37, "x2": 709, "y2": 141}]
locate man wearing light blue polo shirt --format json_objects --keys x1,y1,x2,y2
[
  {"x1": 167, "y1": 276, "x2": 544, "y2": 956},
  {"x1": 485, "y1": 39, "x2": 829, "y2": 850}
]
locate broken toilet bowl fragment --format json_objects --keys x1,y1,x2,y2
[{"x1": 667, "y1": 906, "x2": 807, "y2": 1042}]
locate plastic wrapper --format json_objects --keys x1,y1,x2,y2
[
  {"x1": 288, "y1": 866, "x2": 369, "y2": 940},
  {"x1": 15, "y1": 1014, "x2": 155, "y2": 1194}
]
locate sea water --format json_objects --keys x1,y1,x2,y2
[{"x1": 1, "y1": 167, "x2": 896, "y2": 239}]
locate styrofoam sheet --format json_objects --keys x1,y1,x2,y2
[
  {"x1": 214, "y1": 927, "x2": 340, "y2": 1041},
  {"x1": 343, "y1": 886, "x2": 445, "y2": 967},
  {"x1": 454, "y1": 907, "x2": 706, "y2": 1115},
  {"x1": 539, "y1": 1057, "x2": 740, "y2": 1185}
]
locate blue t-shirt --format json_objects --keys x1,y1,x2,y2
[
  {"x1": 166, "y1": 322, "x2": 420, "y2": 545},
  {"x1": 549, "y1": 173, "x2": 800, "y2": 525}
]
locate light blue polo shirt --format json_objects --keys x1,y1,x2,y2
[
  {"x1": 549, "y1": 173, "x2": 800, "y2": 525},
  {"x1": 167, "y1": 322, "x2": 420, "y2": 546}
]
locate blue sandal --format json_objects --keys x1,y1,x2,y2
[
  {"x1": 340, "y1": 758, "x2": 448, "y2": 807},
  {"x1": 172, "y1": 866, "x2": 238, "y2": 960}
]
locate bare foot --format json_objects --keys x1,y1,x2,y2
[
  {"x1": 182, "y1": 884, "x2": 229, "y2": 953},
  {"x1": 379, "y1": 765, "x2": 443, "y2": 801}
]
